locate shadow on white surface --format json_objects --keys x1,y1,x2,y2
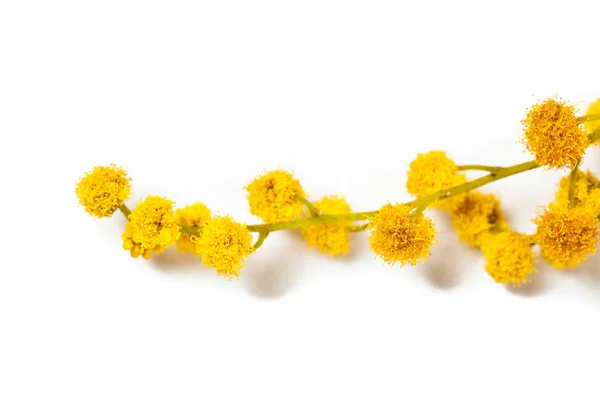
[
  {"x1": 505, "y1": 261, "x2": 553, "y2": 297},
  {"x1": 150, "y1": 247, "x2": 209, "y2": 275},
  {"x1": 556, "y1": 250, "x2": 600, "y2": 299},
  {"x1": 421, "y1": 240, "x2": 471, "y2": 290},
  {"x1": 419, "y1": 212, "x2": 473, "y2": 290},
  {"x1": 241, "y1": 231, "x2": 308, "y2": 299},
  {"x1": 572, "y1": 250, "x2": 600, "y2": 282},
  {"x1": 285, "y1": 226, "x2": 369, "y2": 264}
]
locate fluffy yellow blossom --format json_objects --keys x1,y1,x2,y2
[
  {"x1": 196, "y1": 216, "x2": 253, "y2": 279},
  {"x1": 301, "y1": 195, "x2": 353, "y2": 256},
  {"x1": 553, "y1": 170, "x2": 600, "y2": 213},
  {"x1": 174, "y1": 203, "x2": 211, "y2": 254},
  {"x1": 584, "y1": 98, "x2": 600, "y2": 134},
  {"x1": 246, "y1": 170, "x2": 306, "y2": 223},
  {"x1": 122, "y1": 196, "x2": 180, "y2": 259},
  {"x1": 368, "y1": 203, "x2": 437, "y2": 266},
  {"x1": 76, "y1": 164, "x2": 131, "y2": 218},
  {"x1": 521, "y1": 97, "x2": 588, "y2": 169},
  {"x1": 406, "y1": 151, "x2": 467, "y2": 200},
  {"x1": 449, "y1": 191, "x2": 507, "y2": 247},
  {"x1": 534, "y1": 207, "x2": 598, "y2": 268},
  {"x1": 480, "y1": 231, "x2": 536, "y2": 286}
]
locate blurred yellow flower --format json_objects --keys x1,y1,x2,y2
[
  {"x1": 196, "y1": 216, "x2": 253, "y2": 279},
  {"x1": 246, "y1": 170, "x2": 306, "y2": 223},
  {"x1": 406, "y1": 151, "x2": 466, "y2": 201},
  {"x1": 175, "y1": 203, "x2": 211, "y2": 254},
  {"x1": 553, "y1": 170, "x2": 600, "y2": 213},
  {"x1": 480, "y1": 231, "x2": 536, "y2": 286},
  {"x1": 584, "y1": 98, "x2": 600, "y2": 135},
  {"x1": 301, "y1": 195, "x2": 353, "y2": 256},
  {"x1": 449, "y1": 191, "x2": 507, "y2": 247}
]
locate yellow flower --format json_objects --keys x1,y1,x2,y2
[
  {"x1": 174, "y1": 203, "x2": 211, "y2": 254},
  {"x1": 196, "y1": 216, "x2": 253, "y2": 279},
  {"x1": 122, "y1": 196, "x2": 180, "y2": 259},
  {"x1": 122, "y1": 224, "x2": 151, "y2": 259},
  {"x1": 534, "y1": 206, "x2": 598, "y2": 268},
  {"x1": 553, "y1": 170, "x2": 600, "y2": 213},
  {"x1": 76, "y1": 164, "x2": 132, "y2": 218},
  {"x1": 406, "y1": 151, "x2": 467, "y2": 201},
  {"x1": 245, "y1": 170, "x2": 306, "y2": 223},
  {"x1": 521, "y1": 97, "x2": 588, "y2": 169},
  {"x1": 584, "y1": 98, "x2": 600, "y2": 135},
  {"x1": 301, "y1": 195, "x2": 353, "y2": 256},
  {"x1": 480, "y1": 231, "x2": 536, "y2": 286},
  {"x1": 368, "y1": 203, "x2": 437, "y2": 266},
  {"x1": 449, "y1": 191, "x2": 507, "y2": 247}
]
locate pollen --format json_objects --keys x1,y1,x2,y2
[
  {"x1": 521, "y1": 97, "x2": 588, "y2": 169},
  {"x1": 76, "y1": 164, "x2": 132, "y2": 218},
  {"x1": 368, "y1": 203, "x2": 437, "y2": 266},
  {"x1": 584, "y1": 98, "x2": 600, "y2": 135},
  {"x1": 195, "y1": 216, "x2": 253, "y2": 279},
  {"x1": 534, "y1": 206, "x2": 598, "y2": 269},
  {"x1": 174, "y1": 202, "x2": 211, "y2": 254},
  {"x1": 301, "y1": 195, "x2": 353, "y2": 256},
  {"x1": 553, "y1": 170, "x2": 600, "y2": 213},
  {"x1": 121, "y1": 195, "x2": 180, "y2": 259},
  {"x1": 406, "y1": 151, "x2": 467, "y2": 209},
  {"x1": 245, "y1": 169, "x2": 306, "y2": 223},
  {"x1": 449, "y1": 191, "x2": 507, "y2": 247},
  {"x1": 480, "y1": 231, "x2": 536, "y2": 286}
]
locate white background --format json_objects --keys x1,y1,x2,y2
[{"x1": 1, "y1": 1, "x2": 600, "y2": 399}]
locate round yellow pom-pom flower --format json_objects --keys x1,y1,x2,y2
[
  {"x1": 534, "y1": 206, "x2": 598, "y2": 269},
  {"x1": 521, "y1": 97, "x2": 588, "y2": 169},
  {"x1": 584, "y1": 98, "x2": 600, "y2": 135},
  {"x1": 245, "y1": 170, "x2": 306, "y2": 223},
  {"x1": 174, "y1": 203, "x2": 211, "y2": 254},
  {"x1": 449, "y1": 191, "x2": 507, "y2": 247},
  {"x1": 406, "y1": 151, "x2": 467, "y2": 200},
  {"x1": 301, "y1": 195, "x2": 353, "y2": 256},
  {"x1": 195, "y1": 216, "x2": 253, "y2": 279},
  {"x1": 122, "y1": 196, "x2": 181, "y2": 259},
  {"x1": 553, "y1": 170, "x2": 600, "y2": 213},
  {"x1": 480, "y1": 231, "x2": 536, "y2": 286},
  {"x1": 368, "y1": 203, "x2": 437, "y2": 266},
  {"x1": 76, "y1": 164, "x2": 131, "y2": 218}
]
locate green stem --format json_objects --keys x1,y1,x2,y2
[
  {"x1": 568, "y1": 161, "x2": 580, "y2": 208},
  {"x1": 348, "y1": 222, "x2": 370, "y2": 233},
  {"x1": 457, "y1": 165, "x2": 501, "y2": 173},
  {"x1": 181, "y1": 226, "x2": 199, "y2": 234},
  {"x1": 578, "y1": 113, "x2": 600, "y2": 123},
  {"x1": 589, "y1": 128, "x2": 600, "y2": 143},
  {"x1": 295, "y1": 195, "x2": 321, "y2": 216},
  {"x1": 181, "y1": 160, "x2": 542, "y2": 236},
  {"x1": 119, "y1": 204, "x2": 131, "y2": 219},
  {"x1": 253, "y1": 231, "x2": 269, "y2": 250},
  {"x1": 405, "y1": 160, "x2": 540, "y2": 208},
  {"x1": 247, "y1": 212, "x2": 377, "y2": 233},
  {"x1": 410, "y1": 202, "x2": 428, "y2": 221}
]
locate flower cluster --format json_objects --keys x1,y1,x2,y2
[{"x1": 76, "y1": 96, "x2": 600, "y2": 289}]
